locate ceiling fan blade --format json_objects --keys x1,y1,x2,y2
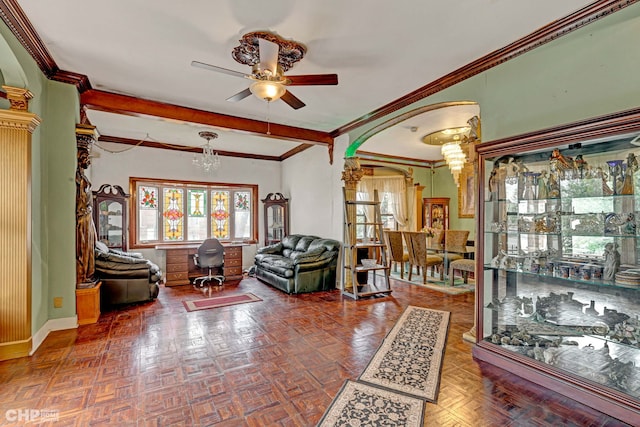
[
  {"x1": 258, "y1": 38, "x2": 279, "y2": 75},
  {"x1": 226, "y1": 87, "x2": 252, "y2": 102},
  {"x1": 191, "y1": 61, "x2": 247, "y2": 79},
  {"x1": 280, "y1": 90, "x2": 306, "y2": 110},
  {"x1": 286, "y1": 74, "x2": 338, "y2": 86}
]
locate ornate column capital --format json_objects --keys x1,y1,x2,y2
[
  {"x1": 341, "y1": 156, "x2": 364, "y2": 187},
  {"x1": 2, "y1": 86, "x2": 33, "y2": 111},
  {"x1": 75, "y1": 123, "x2": 97, "y2": 154}
]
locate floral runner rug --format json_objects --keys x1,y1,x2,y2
[
  {"x1": 317, "y1": 380, "x2": 425, "y2": 427},
  {"x1": 358, "y1": 306, "x2": 450, "y2": 402}
]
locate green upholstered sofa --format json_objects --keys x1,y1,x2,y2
[{"x1": 254, "y1": 234, "x2": 341, "y2": 294}]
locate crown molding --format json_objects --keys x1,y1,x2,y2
[
  {"x1": 330, "y1": 0, "x2": 639, "y2": 137},
  {"x1": 2, "y1": 0, "x2": 636, "y2": 151}
]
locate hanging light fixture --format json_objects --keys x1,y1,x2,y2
[
  {"x1": 249, "y1": 80, "x2": 286, "y2": 102},
  {"x1": 193, "y1": 131, "x2": 221, "y2": 172},
  {"x1": 441, "y1": 141, "x2": 466, "y2": 186},
  {"x1": 422, "y1": 126, "x2": 470, "y2": 186}
]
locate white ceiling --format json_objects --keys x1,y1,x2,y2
[{"x1": 15, "y1": 0, "x2": 593, "y2": 160}]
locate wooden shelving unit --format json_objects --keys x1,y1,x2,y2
[{"x1": 342, "y1": 189, "x2": 391, "y2": 299}]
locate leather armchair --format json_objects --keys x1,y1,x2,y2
[
  {"x1": 95, "y1": 241, "x2": 162, "y2": 305},
  {"x1": 254, "y1": 234, "x2": 341, "y2": 294}
]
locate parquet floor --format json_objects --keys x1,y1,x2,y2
[{"x1": 0, "y1": 277, "x2": 631, "y2": 426}]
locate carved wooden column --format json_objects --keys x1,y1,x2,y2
[
  {"x1": 75, "y1": 124, "x2": 99, "y2": 288},
  {"x1": 341, "y1": 157, "x2": 364, "y2": 290},
  {"x1": 0, "y1": 86, "x2": 41, "y2": 361}
]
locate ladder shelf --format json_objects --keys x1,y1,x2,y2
[{"x1": 342, "y1": 188, "x2": 391, "y2": 300}]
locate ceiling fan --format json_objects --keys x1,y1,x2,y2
[{"x1": 191, "y1": 31, "x2": 338, "y2": 109}]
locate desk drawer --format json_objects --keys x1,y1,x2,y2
[
  {"x1": 166, "y1": 249, "x2": 189, "y2": 256},
  {"x1": 224, "y1": 257, "x2": 242, "y2": 268},
  {"x1": 224, "y1": 246, "x2": 242, "y2": 258},
  {"x1": 167, "y1": 254, "x2": 189, "y2": 265},
  {"x1": 165, "y1": 272, "x2": 190, "y2": 286},
  {"x1": 165, "y1": 263, "x2": 188, "y2": 273},
  {"x1": 224, "y1": 266, "x2": 243, "y2": 277}
]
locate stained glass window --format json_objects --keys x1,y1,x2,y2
[
  {"x1": 234, "y1": 191, "x2": 251, "y2": 240},
  {"x1": 131, "y1": 178, "x2": 257, "y2": 246},
  {"x1": 211, "y1": 191, "x2": 230, "y2": 240},
  {"x1": 138, "y1": 185, "x2": 158, "y2": 241},
  {"x1": 187, "y1": 189, "x2": 207, "y2": 240},
  {"x1": 162, "y1": 188, "x2": 184, "y2": 241}
]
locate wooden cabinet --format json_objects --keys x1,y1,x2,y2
[
  {"x1": 262, "y1": 192, "x2": 289, "y2": 245},
  {"x1": 157, "y1": 244, "x2": 244, "y2": 286},
  {"x1": 76, "y1": 281, "x2": 101, "y2": 325},
  {"x1": 423, "y1": 197, "x2": 449, "y2": 230},
  {"x1": 93, "y1": 184, "x2": 129, "y2": 250}
]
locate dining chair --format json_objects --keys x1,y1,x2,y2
[
  {"x1": 441, "y1": 230, "x2": 470, "y2": 278},
  {"x1": 384, "y1": 230, "x2": 409, "y2": 279},
  {"x1": 402, "y1": 231, "x2": 443, "y2": 284}
]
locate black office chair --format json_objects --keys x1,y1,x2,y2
[{"x1": 193, "y1": 238, "x2": 225, "y2": 290}]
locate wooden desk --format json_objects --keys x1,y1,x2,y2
[{"x1": 156, "y1": 244, "x2": 244, "y2": 286}]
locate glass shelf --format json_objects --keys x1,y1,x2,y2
[{"x1": 476, "y1": 114, "x2": 640, "y2": 422}]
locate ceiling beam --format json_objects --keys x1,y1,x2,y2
[
  {"x1": 97, "y1": 135, "x2": 282, "y2": 162},
  {"x1": 355, "y1": 150, "x2": 437, "y2": 168},
  {"x1": 81, "y1": 89, "x2": 334, "y2": 146}
]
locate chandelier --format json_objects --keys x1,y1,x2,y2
[
  {"x1": 441, "y1": 141, "x2": 467, "y2": 186},
  {"x1": 422, "y1": 126, "x2": 470, "y2": 186},
  {"x1": 193, "y1": 131, "x2": 221, "y2": 172}
]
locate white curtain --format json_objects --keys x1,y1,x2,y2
[{"x1": 357, "y1": 175, "x2": 408, "y2": 227}]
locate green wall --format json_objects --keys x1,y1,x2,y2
[
  {"x1": 0, "y1": 20, "x2": 79, "y2": 329},
  {"x1": 347, "y1": 3, "x2": 640, "y2": 242},
  {"x1": 2, "y1": 2, "x2": 640, "y2": 331}
]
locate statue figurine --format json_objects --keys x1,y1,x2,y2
[
  {"x1": 621, "y1": 152, "x2": 638, "y2": 195},
  {"x1": 75, "y1": 139, "x2": 98, "y2": 287},
  {"x1": 547, "y1": 172, "x2": 560, "y2": 198},
  {"x1": 603, "y1": 242, "x2": 620, "y2": 281},
  {"x1": 574, "y1": 154, "x2": 588, "y2": 179},
  {"x1": 488, "y1": 164, "x2": 499, "y2": 198},
  {"x1": 549, "y1": 149, "x2": 574, "y2": 177},
  {"x1": 594, "y1": 166, "x2": 613, "y2": 195},
  {"x1": 537, "y1": 170, "x2": 548, "y2": 199}
]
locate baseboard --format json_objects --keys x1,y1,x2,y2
[{"x1": 30, "y1": 316, "x2": 78, "y2": 355}]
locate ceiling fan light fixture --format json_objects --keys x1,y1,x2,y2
[{"x1": 249, "y1": 80, "x2": 286, "y2": 102}]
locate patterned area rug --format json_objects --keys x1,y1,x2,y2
[
  {"x1": 389, "y1": 270, "x2": 475, "y2": 295},
  {"x1": 359, "y1": 306, "x2": 450, "y2": 402},
  {"x1": 317, "y1": 380, "x2": 425, "y2": 427},
  {"x1": 182, "y1": 292, "x2": 262, "y2": 312}
]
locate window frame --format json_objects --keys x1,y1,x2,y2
[{"x1": 129, "y1": 177, "x2": 258, "y2": 248}]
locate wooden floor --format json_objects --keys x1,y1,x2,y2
[{"x1": 0, "y1": 277, "x2": 631, "y2": 426}]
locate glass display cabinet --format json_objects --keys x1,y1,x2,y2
[
  {"x1": 473, "y1": 108, "x2": 640, "y2": 423},
  {"x1": 92, "y1": 184, "x2": 129, "y2": 250},
  {"x1": 262, "y1": 192, "x2": 289, "y2": 245},
  {"x1": 423, "y1": 197, "x2": 449, "y2": 230}
]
